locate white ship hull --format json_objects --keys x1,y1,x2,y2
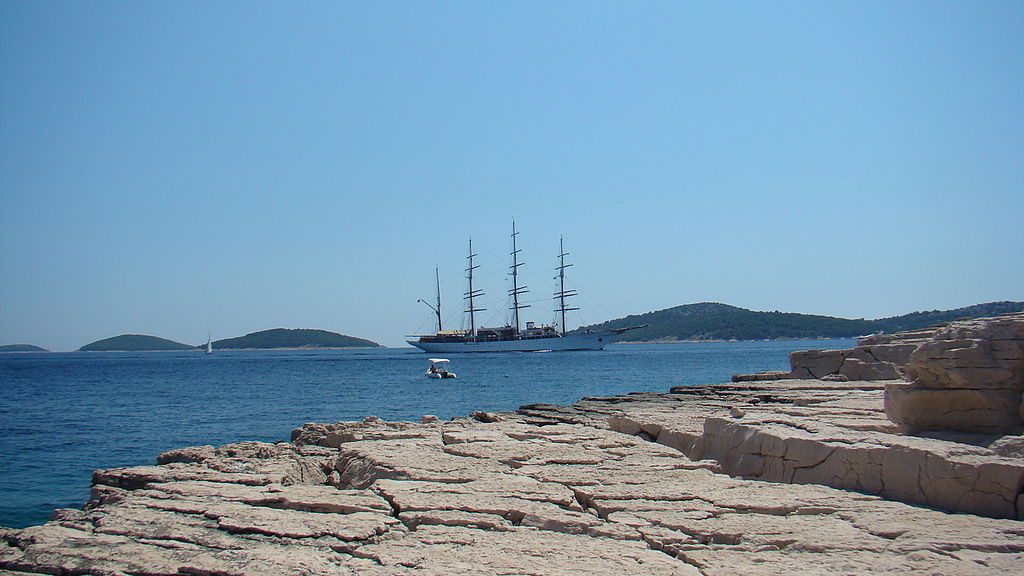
[{"x1": 407, "y1": 331, "x2": 616, "y2": 353}]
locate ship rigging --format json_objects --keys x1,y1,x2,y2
[{"x1": 408, "y1": 223, "x2": 642, "y2": 353}]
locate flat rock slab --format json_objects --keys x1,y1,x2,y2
[
  {"x1": 3, "y1": 382, "x2": 1024, "y2": 575},
  {"x1": 570, "y1": 379, "x2": 1024, "y2": 519}
]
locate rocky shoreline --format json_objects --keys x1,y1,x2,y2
[{"x1": 2, "y1": 316, "x2": 1023, "y2": 574}]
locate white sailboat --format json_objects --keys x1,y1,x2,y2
[
  {"x1": 206, "y1": 331, "x2": 213, "y2": 355},
  {"x1": 407, "y1": 223, "x2": 643, "y2": 353}
]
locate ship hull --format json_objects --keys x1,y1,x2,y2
[{"x1": 407, "y1": 331, "x2": 615, "y2": 353}]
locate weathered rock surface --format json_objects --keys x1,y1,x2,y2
[
  {"x1": 777, "y1": 326, "x2": 943, "y2": 382},
  {"x1": 886, "y1": 313, "x2": 1024, "y2": 434},
  {"x1": 769, "y1": 312, "x2": 1024, "y2": 436},
  {"x1": 4, "y1": 380, "x2": 1024, "y2": 574},
  {"x1": 788, "y1": 346, "x2": 905, "y2": 381},
  {"x1": 731, "y1": 370, "x2": 790, "y2": 382},
  {"x1": 600, "y1": 380, "x2": 1024, "y2": 520},
  {"x1": 779, "y1": 313, "x2": 1024, "y2": 392}
]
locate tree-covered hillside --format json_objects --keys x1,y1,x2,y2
[
  {"x1": 873, "y1": 301, "x2": 1024, "y2": 333},
  {"x1": 210, "y1": 328, "x2": 380, "y2": 349},
  {"x1": 579, "y1": 303, "x2": 876, "y2": 341},
  {"x1": 79, "y1": 335, "x2": 193, "y2": 351},
  {"x1": 0, "y1": 344, "x2": 48, "y2": 352},
  {"x1": 579, "y1": 301, "x2": 1024, "y2": 342}
]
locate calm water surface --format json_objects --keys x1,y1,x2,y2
[{"x1": 0, "y1": 340, "x2": 853, "y2": 528}]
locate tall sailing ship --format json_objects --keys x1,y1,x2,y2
[{"x1": 407, "y1": 223, "x2": 642, "y2": 353}]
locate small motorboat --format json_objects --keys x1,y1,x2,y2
[{"x1": 426, "y1": 358, "x2": 456, "y2": 379}]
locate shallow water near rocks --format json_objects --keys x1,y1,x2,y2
[{"x1": 0, "y1": 339, "x2": 852, "y2": 528}]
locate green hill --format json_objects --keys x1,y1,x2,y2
[
  {"x1": 873, "y1": 301, "x2": 1024, "y2": 333},
  {"x1": 580, "y1": 301, "x2": 1024, "y2": 342},
  {"x1": 211, "y1": 328, "x2": 380, "y2": 349},
  {"x1": 0, "y1": 344, "x2": 48, "y2": 352},
  {"x1": 79, "y1": 334, "x2": 194, "y2": 351}
]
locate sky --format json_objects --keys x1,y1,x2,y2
[{"x1": 1, "y1": 1, "x2": 1022, "y2": 350}]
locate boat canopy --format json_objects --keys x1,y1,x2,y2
[{"x1": 428, "y1": 358, "x2": 450, "y2": 364}]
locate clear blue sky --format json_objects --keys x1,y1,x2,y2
[{"x1": 1, "y1": 1, "x2": 1022, "y2": 350}]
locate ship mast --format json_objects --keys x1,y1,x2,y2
[
  {"x1": 464, "y1": 238, "x2": 485, "y2": 337},
  {"x1": 434, "y1": 266, "x2": 442, "y2": 332},
  {"x1": 509, "y1": 220, "x2": 530, "y2": 333},
  {"x1": 554, "y1": 236, "x2": 579, "y2": 336},
  {"x1": 417, "y1": 266, "x2": 443, "y2": 333}
]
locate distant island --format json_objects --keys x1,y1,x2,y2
[
  {"x1": 79, "y1": 334, "x2": 194, "y2": 352},
  {"x1": 579, "y1": 301, "x2": 1024, "y2": 342},
  {"x1": 75, "y1": 329, "x2": 381, "y2": 352},
  {"x1": 0, "y1": 344, "x2": 48, "y2": 352},
  {"x1": 209, "y1": 328, "x2": 380, "y2": 349}
]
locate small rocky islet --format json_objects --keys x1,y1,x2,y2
[{"x1": 2, "y1": 315, "x2": 1023, "y2": 574}]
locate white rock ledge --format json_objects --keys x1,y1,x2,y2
[{"x1": 606, "y1": 380, "x2": 1024, "y2": 519}]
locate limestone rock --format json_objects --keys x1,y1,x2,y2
[
  {"x1": 597, "y1": 379, "x2": 1024, "y2": 520},
  {"x1": 862, "y1": 343, "x2": 918, "y2": 365},
  {"x1": 886, "y1": 313, "x2": 1024, "y2": 433},
  {"x1": 732, "y1": 371, "x2": 790, "y2": 382},
  {"x1": 839, "y1": 357, "x2": 900, "y2": 381},
  {"x1": 788, "y1": 346, "x2": 905, "y2": 381},
  {"x1": 471, "y1": 411, "x2": 501, "y2": 423},
  {"x1": 885, "y1": 382, "x2": 1023, "y2": 433},
  {"x1": 789, "y1": 349, "x2": 845, "y2": 379},
  {"x1": 156, "y1": 445, "x2": 216, "y2": 465},
  {"x1": 820, "y1": 373, "x2": 849, "y2": 382},
  {"x1": 906, "y1": 338, "x2": 1022, "y2": 390},
  {"x1": 785, "y1": 327, "x2": 940, "y2": 382}
]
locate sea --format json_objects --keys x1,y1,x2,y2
[{"x1": 0, "y1": 339, "x2": 853, "y2": 529}]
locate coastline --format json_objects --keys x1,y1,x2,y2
[
  {"x1": 3, "y1": 377, "x2": 1021, "y2": 574},
  {"x1": 1, "y1": 340, "x2": 830, "y2": 531},
  {"x1": 3, "y1": 315, "x2": 1021, "y2": 574}
]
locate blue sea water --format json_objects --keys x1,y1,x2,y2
[{"x1": 0, "y1": 340, "x2": 853, "y2": 529}]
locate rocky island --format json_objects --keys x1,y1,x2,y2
[{"x1": 2, "y1": 314, "x2": 1022, "y2": 574}]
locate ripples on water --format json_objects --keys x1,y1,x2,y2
[{"x1": 0, "y1": 340, "x2": 853, "y2": 528}]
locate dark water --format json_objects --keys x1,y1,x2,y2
[{"x1": 0, "y1": 340, "x2": 853, "y2": 528}]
